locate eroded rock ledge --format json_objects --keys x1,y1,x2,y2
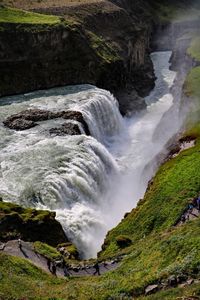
[
  {"x1": 3, "y1": 108, "x2": 90, "y2": 135},
  {"x1": 0, "y1": 200, "x2": 68, "y2": 247}
]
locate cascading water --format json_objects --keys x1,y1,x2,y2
[{"x1": 0, "y1": 51, "x2": 182, "y2": 258}]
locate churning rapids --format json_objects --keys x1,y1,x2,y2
[{"x1": 0, "y1": 52, "x2": 181, "y2": 258}]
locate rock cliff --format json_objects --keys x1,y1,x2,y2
[
  {"x1": 0, "y1": 1, "x2": 156, "y2": 114},
  {"x1": 0, "y1": 201, "x2": 68, "y2": 246}
]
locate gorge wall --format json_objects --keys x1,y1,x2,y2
[{"x1": 0, "y1": 0, "x2": 156, "y2": 114}]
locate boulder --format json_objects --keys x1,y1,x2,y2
[
  {"x1": 49, "y1": 123, "x2": 81, "y2": 136},
  {"x1": 0, "y1": 201, "x2": 68, "y2": 247},
  {"x1": 3, "y1": 109, "x2": 90, "y2": 135},
  {"x1": 3, "y1": 118, "x2": 36, "y2": 130},
  {"x1": 145, "y1": 284, "x2": 159, "y2": 295},
  {"x1": 61, "y1": 111, "x2": 90, "y2": 135},
  {"x1": 168, "y1": 275, "x2": 178, "y2": 287}
]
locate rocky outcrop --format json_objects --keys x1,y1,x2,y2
[
  {"x1": 49, "y1": 123, "x2": 81, "y2": 136},
  {"x1": 0, "y1": 201, "x2": 68, "y2": 246},
  {"x1": 0, "y1": 0, "x2": 156, "y2": 115},
  {"x1": 3, "y1": 108, "x2": 90, "y2": 134}
]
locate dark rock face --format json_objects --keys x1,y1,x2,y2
[
  {"x1": 61, "y1": 111, "x2": 90, "y2": 135},
  {"x1": 168, "y1": 275, "x2": 178, "y2": 287},
  {"x1": 3, "y1": 108, "x2": 90, "y2": 134},
  {"x1": 0, "y1": 201, "x2": 68, "y2": 247},
  {"x1": 116, "y1": 87, "x2": 146, "y2": 116},
  {"x1": 49, "y1": 123, "x2": 81, "y2": 136},
  {"x1": 0, "y1": 0, "x2": 156, "y2": 115},
  {"x1": 4, "y1": 118, "x2": 37, "y2": 130}
]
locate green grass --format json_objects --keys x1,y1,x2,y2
[
  {"x1": 184, "y1": 67, "x2": 200, "y2": 99},
  {"x1": 34, "y1": 242, "x2": 61, "y2": 261},
  {"x1": 0, "y1": 7, "x2": 61, "y2": 24},
  {"x1": 187, "y1": 36, "x2": 200, "y2": 62},
  {"x1": 0, "y1": 252, "x2": 68, "y2": 300}
]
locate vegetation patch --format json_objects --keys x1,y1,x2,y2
[
  {"x1": 187, "y1": 35, "x2": 200, "y2": 62},
  {"x1": 34, "y1": 241, "x2": 61, "y2": 260},
  {"x1": 0, "y1": 7, "x2": 60, "y2": 24},
  {"x1": 184, "y1": 67, "x2": 200, "y2": 99},
  {"x1": 87, "y1": 31, "x2": 120, "y2": 63}
]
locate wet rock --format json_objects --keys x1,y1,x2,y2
[
  {"x1": 3, "y1": 109, "x2": 90, "y2": 135},
  {"x1": 3, "y1": 118, "x2": 36, "y2": 130},
  {"x1": 116, "y1": 88, "x2": 147, "y2": 116},
  {"x1": 145, "y1": 284, "x2": 159, "y2": 295},
  {"x1": 50, "y1": 123, "x2": 81, "y2": 136},
  {"x1": 61, "y1": 111, "x2": 90, "y2": 135}
]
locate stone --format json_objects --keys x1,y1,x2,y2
[
  {"x1": 177, "y1": 274, "x2": 188, "y2": 284},
  {"x1": 3, "y1": 109, "x2": 90, "y2": 135},
  {"x1": 0, "y1": 201, "x2": 68, "y2": 247},
  {"x1": 49, "y1": 123, "x2": 81, "y2": 136},
  {"x1": 186, "y1": 279, "x2": 194, "y2": 285},
  {"x1": 4, "y1": 118, "x2": 36, "y2": 130},
  {"x1": 145, "y1": 284, "x2": 159, "y2": 295},
  {"x1": 168, "y1": 275, "x2": 177, "y2": 287}
]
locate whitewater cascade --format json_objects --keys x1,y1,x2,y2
[{"x1": 0, "y1": 51, "x2": 181, "y2": 258}]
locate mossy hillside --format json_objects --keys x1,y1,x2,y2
[
  {"x1": 0, "y1": 6, "x2": 60, "y2": 24},
  {"x1": 0, "y1": 252, "x2": 69, "y2": 300}
]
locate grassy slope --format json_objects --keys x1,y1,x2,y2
[{"x1": 0, "y1": 7, "x2": 60, "y2": 24}]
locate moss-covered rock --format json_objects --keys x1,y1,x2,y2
[
  {"x1": 0, "y1": 201, "x2": 68, "y2": 246},
  {"x1": 115, "y1": 235, "x2": 132, "y2": 248}
]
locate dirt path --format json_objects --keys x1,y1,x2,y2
[{"x1": 0, "y1": 240, "x2": 120, "y2": 277}]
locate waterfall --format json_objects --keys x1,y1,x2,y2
[{"x1": 0, "y1": 51, "x2": 182, "y2": 258}]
